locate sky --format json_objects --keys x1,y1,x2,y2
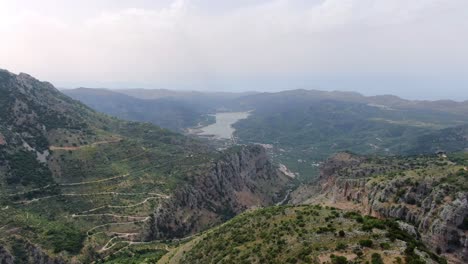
[{"x1": 0, "y1": 0, "x2": 467, "y2": 100}]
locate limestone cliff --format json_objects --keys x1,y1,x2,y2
[
  {"x1": 0, "y1": 242, "x2": 66, "y2": 264},
  {"x1": 294, "y1": 152, "x2": 468, "y2": 263},
  {"x1": 149, "y1": 145, "x2": 290, "y2": 239}
]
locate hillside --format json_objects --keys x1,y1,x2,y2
[
  {"x1": 232, "y1": 89, "x2": 468, "y2": 180},
  {"x1": 0, "y1": 70, "x2": 289, "y2": 263},
  {"x1": 63, "y1": 88, "x2": 212, "y2": 132},
  {"x1": 160, "y1": 205, "x2": 444, "y2": 264},
  {"x1": 292, "y1": 152, "x2": 468, "y2": 263},
  {"x1": 63, "y1": 88, "x2": 257, "y2": 133},
  {"x1": 63, "y1": 88, "x2": 468, "y2": 183}
]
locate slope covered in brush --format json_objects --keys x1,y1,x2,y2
[{"x1": 172, "y1": 205, "x2": 444, "y2": 264}]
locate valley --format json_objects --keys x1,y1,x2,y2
[
  {"x1": 0, "y1": 70, "x2": 467, "y2": 263},
  {"x1": 0, "y1": 70, "x2": 289, "y2": 263},
  {"x1": 67, "y1": 88, "x2": 468, "y2": 183},
  {"x1": 2, "y1": 2, "x2": 468, "y2": 263}
]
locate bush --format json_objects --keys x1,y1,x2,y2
[
  {"x1": 380, "y1": 242, "x2": 391, "y2": 250},
  {"x1": 330, "y1": 254, "x2": 348, "y2": 264},
  {"x1": 317, "y1": 226, "x2": 336, "y2": 234},
  {"x1": 338, "y1": 230, "x2": 346, "y2": 237},
  {"x1": 336, "y1": 242, "x2": 347, "y2": 250},
  {"x1": 371, "y1": 253, "x2": 384, "y2": 264},
  {"x1": 45, "y1": 224, "x2": 85, "y2": 254},
  {"x1": 361, "y1": 217, "x2": 386, "y2": 231},
  {"x1": 359, "y1": 239, "x2": 373, "y2": 248}
]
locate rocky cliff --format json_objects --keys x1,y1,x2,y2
[
  {"x1": 148, "y1": 145, "x2": 290, "y2": 239},
  {"x1": 294, "y1": 152, "x2": 468, "y2": 263},
  {"x1": 0, "y1": 241, "x2": 66, "y2": 264}
]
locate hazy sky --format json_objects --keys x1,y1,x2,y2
[{"x1": 1, "y1": 0, "x2": 467, "y2": 100}]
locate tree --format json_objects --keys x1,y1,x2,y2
[{"x1": 338, "y1": 230, "x2": 346, "y2": 237}]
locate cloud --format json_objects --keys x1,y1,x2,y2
[{"x1": 0, "y1": 0, "x2": 467, "y2": 96}]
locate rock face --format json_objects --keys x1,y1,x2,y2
[
  {"x1": 0, "y1": 243, "x2": 65, "y2": 264},
  {"x1": 0, "y1": 246, "x2": 14, "y2": 264},
  {"x1": 149, "y1": 145, "x2": 290, "y2": 239},
  {"x1": 302, "y1": 152, "x2": 468, "y2": 263}
]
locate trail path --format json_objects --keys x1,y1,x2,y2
[
  {"x1": 59, "y1": 174, "x2": 130, "y2": 186},
  {"x1": 49, "y1": 138, "x2": 122, "y2": 151},
  {"x1": 86, "y1": 216, "x2": 151, "y2": 236},
  {"x1": 14, "y1": 192, "x2": 169, "y2": 205},
  {"x1": 79, "y1": 197, "x2": 162, "y2": 214},
  {"x1": 72, "y1": 213, "x2": 148, "y2": 220},
  {"x1": 7, "y1": 174, "x2": 129, "y2": 197}
]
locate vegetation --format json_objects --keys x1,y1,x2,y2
[
  {"x1": 0, "y1": 69, "x2": 218, "y2": 262},
  {"x1": 1, "y1": 71, "x2": 465, "y2": 263},
  {"x1": 232, "y1": 91, "x2": 468, "y2": 181},
  {"x1": 5, "y1": 150, "x2": 53, "y2": 187},
  {"x1": 179, "y1": 205, "x2": 441, "y2": 264}
]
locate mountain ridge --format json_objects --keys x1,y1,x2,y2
[{"x1": 0, "y1": 69, "x2": 289, "y2": 263}]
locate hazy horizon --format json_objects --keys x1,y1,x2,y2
[{"x1": 1, "y1": 0, "x2": 467, "y2": 100}]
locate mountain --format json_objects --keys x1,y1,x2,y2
[
  {"x1": 63, "y1": 88, "x2": 258, "y2": 132},
  {"x1": 231, "y1": 89, "x2": 468, "y2": 180},
  {"x1": 0, "y1": 70, "x2": 289, "y2": 263},
  {"x1": 291, "y1": 152, "x2": 468, "y2": 263},
  {"x1": 403, "y1": 124, "x2": 468, "y2": 154},
  {"x1": 115, "y1": 88, "x2": 257, "y2": 105},
  {"x1": 63, "y1": 88, "x2": 210, "y2": 132},
  {"x1": 64, "y1": 87, "x2": 468, "y2": 183}
]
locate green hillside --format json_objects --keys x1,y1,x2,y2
[
  {"x1": 232, "y1": 90, "x2": 468, "y2": 181},
  {"x1": 0, "y1": 70, "x2": 287, "y2": 263},
  {"x1": 63, "y1": 88, "x2": 214, "y2": 132},
  {"x1": 173, "y1": 205, "x2": 445, "y2": 264},
  {"x1": 0, "y1": 70, "x2": 215, "y2": 261}
]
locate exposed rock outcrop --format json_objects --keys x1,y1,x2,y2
[
  {"x1": 0, "y1": 242, "x2": 66, "y2": 264},
  {"x1": 296, "y1": 152, "x2": 468, "y2": 263},
  {"x1": 149, "y1": 145, "x2": 290, "y2": 239},
  {"x1": 0, "y1": 246, "x2": 14, "y2": 264}
]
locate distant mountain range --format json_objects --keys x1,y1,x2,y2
[
  {"x1": 63, "y1": 88, "x2": 255, "y2": 131},
  {"x1": 65, "y1": 87, "x2": 468, "y2": 181}
]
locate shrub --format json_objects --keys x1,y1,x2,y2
[
  {"x1": 338, "y1": 230, "x2": 346, "y2": 237},
  {"x1": 371, "y1": 253, "x2": 384, "y2": 264},
  {"x1": 380, "y1": 242, "x2": 391, "y2": 250},
  {"x1": 45, "y1": 224, "x2": 85, "y2": 253},
  {"x1": 359, "y1": 239, "x2": 373, "y2": 248},
  {"x1": 330, "y1": 254, "x2": 348, "y2": 264},
  {"x1": 353, "y1": 249, "x2": 363, "y2": 258},
  {"x1": 336, "y1": 242, "x2": 347, "y2": 250}
]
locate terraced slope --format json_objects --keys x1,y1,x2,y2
[
  {"x1": 0, "y1": 70, "x2": 289, "y2": 263},
  {"x1": 164, "y1": 205, "x2": 445, "y2": 264}
]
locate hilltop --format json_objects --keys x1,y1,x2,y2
[{"x1": 160, "y1": 205, "x2": 444, "y2": 264}]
